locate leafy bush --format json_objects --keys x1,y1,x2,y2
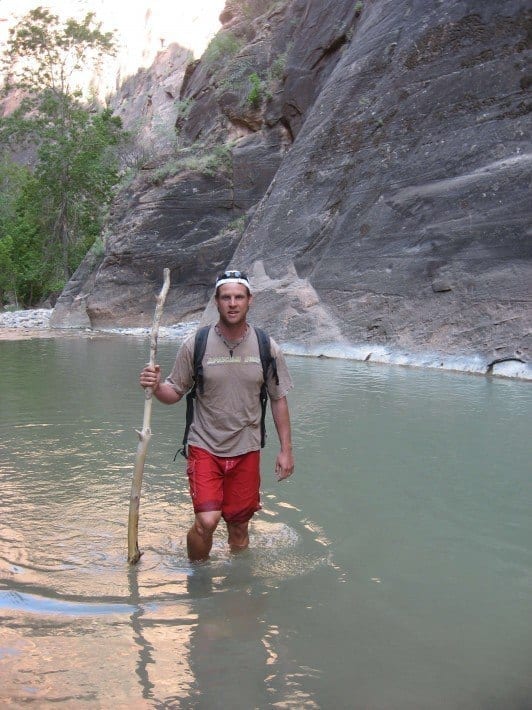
[
  {"x1": 247, "y1": 72, "x2": 263, "y2": 108},
  {"x1": 146, "y1": 143, "x2": 234, "y2": 186},
  {"x1": 203, "y1": 31, "x2": 243, "y2": 67},
  {"x1": 269, "y1": 53, "x2": 287, "y2": 82}
]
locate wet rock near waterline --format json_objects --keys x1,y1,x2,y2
[{"x1": 51, "y1": 0, "x2": 531, "y2": 372}]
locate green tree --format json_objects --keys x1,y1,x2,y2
[
  {"x1": 0, "y1": 161, "x2": 54, "y2": 306},
  {"x1": 0, "y1": 158, "x2": 29, "y2": 305},
  {"x1": 0, "y1": 6, "x2": 125, "y2": 305},
  {"x1": 0, "y1": 234, "x2": 15, "y2": 304}
]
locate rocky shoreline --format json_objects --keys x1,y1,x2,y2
[
  {"x1": 0, "y1": 309, "x2": 56, "y2": 340},
  {"x1": 1, "y1": 309, "x2": 530, "y2": 381},
  {"x1": 0, "y1": 309, "x2": 197, "y2": 342},
  {"x1": 0, "y1": 308, "x2": 53, "y2": 330}
]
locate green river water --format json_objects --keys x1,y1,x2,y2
[{"x1": 0, "y1": 335, "x2": 531, "y2": 709}]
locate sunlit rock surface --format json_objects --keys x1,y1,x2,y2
[{"x1": 50, "y1": 0, "x2": 531, "y2": 374}]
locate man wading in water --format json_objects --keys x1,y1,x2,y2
[{"x1": 139, "y1": 270, "x2": 294, "y2": 562}]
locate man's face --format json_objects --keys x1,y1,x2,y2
[{"x1": 215, "y1": 283, "x2": 252, "y2": 328}]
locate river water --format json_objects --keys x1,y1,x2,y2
[{"x1": 0, "y1": 335, "x2": 531, "y2": 709}]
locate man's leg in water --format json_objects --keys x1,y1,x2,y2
[
  {"x1": 187, "y1": 510, "x2": 222, "y2": 562},
  {"x1": 226, "y1": 521, "x2": 250, "y2": 552},
  {"x1": 222, "y1": 449, "x2": 260, "y2": 552}
]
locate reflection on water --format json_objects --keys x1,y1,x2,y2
[{"x1": 0, "y1": 336, "x2": 531, "y2": 708}]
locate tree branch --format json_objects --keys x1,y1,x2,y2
[{"x1": 127, "y1": 268, "x2": 171, "y2": 564}]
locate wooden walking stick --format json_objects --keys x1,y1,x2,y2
[{"x1": 128, "y1": 268, "x2": 171, "y2": 564}]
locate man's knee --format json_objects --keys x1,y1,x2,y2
[{"x1": 193, "y1": 511, "x2": 222, "y2": 539}]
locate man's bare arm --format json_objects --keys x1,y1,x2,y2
[{"x1": 270, "y1": 395, "x2": 294, "y2": 481}]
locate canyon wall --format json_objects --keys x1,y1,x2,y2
[{"x1": 50, "y1": 0, "x2": 531, "y2": 373}]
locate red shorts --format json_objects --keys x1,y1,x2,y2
[{"x1": 186, "y1": 445, "x2": 261, "y2": 524}]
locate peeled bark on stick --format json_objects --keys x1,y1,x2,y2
[{"x1": 128, "y1": 268, "x2": 171, "y2": 564}]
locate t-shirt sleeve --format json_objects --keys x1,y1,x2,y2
[
  {"x1": 267, "y1": 337, "x2": 294, "y2": 400},
  {"x1": 165, "y1": 334, "x2": 195, "y2": 395}
]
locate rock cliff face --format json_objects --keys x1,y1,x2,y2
[{"x1": 52, "y1": 0, "x2": 531, "y2": 373}]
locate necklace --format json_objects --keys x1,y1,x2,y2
[{"x1": 215, "y1": 323, "x2": 249, "y2": 357}]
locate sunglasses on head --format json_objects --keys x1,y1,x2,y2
[{"x1": 216, "y1": 270, "x2": 249, "y2": 282}]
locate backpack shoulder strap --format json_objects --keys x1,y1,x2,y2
[
  {"x1": 254, "y1": 326, "x2": 279, "y2": 386},
  {"x1": 178, "y1": 325, "x2": 211, "y2": 458},
  {"x1": 193, "y1": 325, "x2": 211, "y2": 395},
  {"x1": 253, "y1": 326, "x2": 278, "y2": 448}
]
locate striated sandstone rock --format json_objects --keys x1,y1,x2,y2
[
  {"x1": 227, "y1": 0, "x2": 531, "y2": 367},
  {"x1": 53, "y1": 0, "x2": 531, "y2": 372}
]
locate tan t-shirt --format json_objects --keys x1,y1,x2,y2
[{"x1": 166, "y1": 325, "x2": 293, "y2": 456}]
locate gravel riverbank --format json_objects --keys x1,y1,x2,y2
[
  {"x1": 0, "y1": 309, "x2": 197, "y2": 342},
  {"x1": 0, "y1": 308, "x2": 53, "y2": 330},
  {"x1": 0, "y1": 309, "x2": 55, "y2": 340}
]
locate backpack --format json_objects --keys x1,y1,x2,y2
[{"x1": 177, "y1": 324, "x2": 279, "y2": 458}]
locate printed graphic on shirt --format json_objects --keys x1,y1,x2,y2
[{"x1": 205, "y1": 355, "x2": 261, "y2": 366}]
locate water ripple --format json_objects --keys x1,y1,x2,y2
[{"x1": 0, "y1": 589, "x2": 137, "y2": 616}]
